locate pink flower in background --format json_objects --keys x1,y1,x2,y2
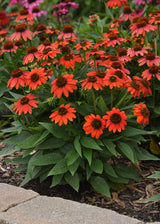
[
  {"x1": 29, "y1": 6, "x2": 47, "y2": 17},
  {"x1": 23, "y1": 0, "x2": 44, "y2": 9},
  {"x1": 68, "y1": 2, "x2": 79, "y2": 8},
  {"x1": 134, "y1": 0, "x2": 145, "y2": 5}
]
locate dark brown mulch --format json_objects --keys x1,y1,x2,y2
[{"x1": 0, "y1": 145, "x2": 160, "y2": 222}]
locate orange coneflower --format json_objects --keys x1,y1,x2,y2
[
  {"x1": 53, "y1": 38, "x2": 69, "y2": 48},
  {"x1": 94, "y1": 39, "x2": 108, "y2": 49},
  {"x1": 0, "y1": 11, "x2": 10, "y2": 26},
  {"x1": 106, "y1": 33, "x2": 125, "y2": 47},
  {"x1": 83, "y1": 114, "x2": 105, "y2": 139},
  {"x1": 127, "y1": 45, "x2": 150, "y2": 57},
  {"x1": 13, "y1": 94, "x2": 38, "y2": 115},
  {"x1": 37, "y1": 40, "x2": 55, "y2": 51},
  {"x1": 87, "y1": 70, "x2": 107, "y2": 83},
  {"x1": 81, "y1": 75, "x2": 103, "y2": 90},
  {"x1": 15, "y1": 8, "x2": 34, "y2": 22},
  {"x1": 0, "y1": 41, "x2": 17, "y2": 54},
  {"x1": 125, "y1": 78, "x2": 141, "y2": 98},
  {"x1": 58, "y1": 25, "x2": 77, "y2": 40},
  {"x1": 103, "y1": 70, "x2": 124, "y2": 89},
  {"x1": 10, "y1": 24, "x2": 33, "y2": 41},
  {"x1": 37, "y1": 48, "x2": 60, "y2": 61},
  {"x1": 34, "y1": 24, "x2": 51, "y2": 35},
  {"x1": 133, "y1": 102, "x2": 150, "y2": 125},
  {"x1": 7, "y1": 68, "x2": 28, "y2": 90},
  {"x1": 130, "y1": 16, "x2": 155, "y2": 37},
  {"x1": 51, "y1": 74, "x2": 77, "y2": 98},
  {"x1": 106, "y1": 0, "x2": 127, "y2": 8},
  {"x1": 134, "y1": 37, "x2": 144, "y2": 45},
  {"x1": 142, "y1": 65, "x2": 160, "y2": 80},
  {"x1": 138, "y1": 52, "x2": 160, "y2": 66},
  {"x1": 134, "y1": 76, "x2": 152, "y2": 97},
  {"x1": 103, "y1": 108, "x2": 127, "y2": 133},
  {"x1": 59, "y1": 53, "x2": 82, "y2": 69},
  {"x1": 74, "y1": 40, "x2": 93, "y2": 51},
  {"x1": 49, "y1": 104, "x2": 76, "y2": 126},
  {"x1": 26, "y1": 67, "x2": 47, "y2": 90},
  {"x1": 23, "y1": 46, "x2": 39, "y2": 64},
  {"x1": 119, "y1": 5, "x2": 133, "y2": 21},
  {"x1": 116, "y1": 48, "x2": 131, "y2": 62}
]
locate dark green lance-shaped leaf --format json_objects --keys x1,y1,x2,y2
[
  {"x1": 68, "y1": 158, "x2": 81, "y2": 176},
  {"x1": 107, "y1": 175, "x2": 129, "y2": 184},
  {"x1": 39, "y1": 122, "x2": 69, "y2": 139},
  {"x1": 83, "y1": 148, "x2": 92, "y2": 166},
  {"x1": 38, "y1": 136, "x2": 65, "y2": 149},
  {"x1": 0, "y1": 86, "x2": 8, "y2": 97},
  {"x1": 104, "y1": 163, "x2": 118, "y2": 178},
  {"x1": 74, "y1": 136, "x2": 82, "y2": 157},
  {"x1": 146, "y1": 193, "x2": 160, "y2": 202},
  {"x1": 86, "y1": 164, "x2": 93, "y2": 180},
  {"x1": 20, "y1": 167, "x2": 41, "y2": 186},
  {"x1": 66, "y1": 150, "x2": 79, "y2": 166},
  {"x1": 75, "y1": 103, "x2": 94, "y2": 116},
  {"x1": 136, "y1": 147, "x2": 160, "y2": 161},
  {"x1": 2, "y1": 131, "x2": 31, "y2": 145},
  {"x1": 81, "y1": 136, "x2": 102, "y2": 151},
  {"x1": 90, "y1": 176, "x2": 111, "y2": 198},
  {"x1": 50, "y1": 174, "x2": 63, "y2": 188},
  {"x1": 64, "y1": 172, "x2": 79, "y2": 192},
  {"x1": 18, "y1": 133, "x2": 42, "y2": 149},
  {"x1": 90, "y1": 159, "x2": 103, "y2": 174},
  {"x1": 117, "y1": 141, "x2": 135, "y2": 162},
  {"x1": 30, "y1": 153, "x2": 63, "y2": 166},
  {"x1": 48, "y1": 159, "x2": 68, "y2": 176},
  {"x1": 114, "y1": 164, "x2": 139, "y2": 182},
  {"x1": 103, "y1": 139, "x2": 118, "y2": 156},
  {"x1": 147, "y1": 171, "x2": 160, "y2": 179},
  {"x1": 122, "y1": 126, "x2": 155, "y2": 137},
  {"x1": 33, "y1": 130, "x2": 50, "y2": 146},
  {"x1": 96, "y1": 96, "x2": 109, "y2": 114},
  {"x1": 0, "y1": 145, "x2": 20, "y2": 157}
]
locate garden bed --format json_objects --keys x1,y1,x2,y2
[{"x1": 0, "y1": 146, "x2": 160, "y2": 223}]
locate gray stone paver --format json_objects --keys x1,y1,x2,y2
[
  {"x1": 0, "y1": 183, "x2": 159, "y2": 224},
  {"x1": 0, "y1": 196, "x2": 143, "y2": 224},
  {"x1": 0, "y1": 183, "x2": 39, "y2": 212}
]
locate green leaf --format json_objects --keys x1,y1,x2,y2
[
  {"x1": 50, "y1": 174, "x2": 63, "y2": 188},
  {"x1": 39, "y1": 122, "x2": 69, "y2": 139},
  {"x1": 0, "y1": 145, "x2": 20, "y2": 157},
  {"x1": 86, "y1": 164, "x2": 93, "y2": 180},
  {"x1": 2, "y1": 132, "x2": 31, "y2": 144},
  {"x1": 114, "y1": 164, "x2": 139, "y2": 182},
  {"x1": 90, "y1": 159, "x2": 103, "y2": 174},
  {"x1": 48, "y1": 159, "x2": 68, "y2": 176},
  {"x1": 64, "y1": 172, "x2": 80, "y2": 192},
  {"x1": 18, "y1": 133, "x2": 42, "y2": 149},
  {"x1": 68, "y1": 158, "x2": 81, "y2": 176},
  {"x1": 107, "y1": 175, "x2": 129, "y2": 184},
  {"x1": 83, "y1": 148, "x2": 92, "y2": 166},
  {"x1": 33, "y1": 130, "x2": 50, "y2": 146},
  {"x1": 103, "y1": 139, "x2": 118, "y2": 156},
  {"x1": 81, "y1": 136, "x2": 102, "y2": 151},
  {"x1": 38, "y1": 136, "x2": 65, "y2": 149},
  {"x1": 90, "y1": 176, "x2": 111, "y2": 198},
  {"x1": 96, "y1": 96, "x2": 109, "y2": 114},
  {"x1": 20, "y1": 167, "x2": 41, "y2": 186},
  {"x1": 74, "y1": 136, "x2": 82, "y2": 157},
  {"x1": 104, "y1": 163, "x2": 118, "y2": 178},
  {"x1": 31, "y1": 153, "x2": 63, "y2": 166},
  {"x1": 117, "y1": 141, "x2": 135, "y2": 162},
  {"x1": 146, "y1": 193, "x2": 160, "y2": 202},
  {"x1": 66, "y1": 150, "x2": 79, "y2": 166},
  {"x1": 122, "y1": 126, "x2": 155, "y2": 137},
  {"x1": 147, "y1": 171, "x2": 160, "y2": 179},
  {"x1": 136, "y1": 147, "x2": 160, "y2": 161}
]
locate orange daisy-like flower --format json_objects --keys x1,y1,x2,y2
[
  {"x1": 10, "y1": 24, "x2": 33, "y2": 41},
  {"x1": 103, "y1": 71, "x2": 124, "y2": 89},
  {"x1": 74, "y1": 40, "x2": 94, "y2": 51},
  {"x1": 51, "y1": 74, "x2": 77, "y2": 98},
  {"x1": 0, "y1": 41, "x2": 17, "y2": 54},
  {"x1": 116, "y1": 48, "x2": 131, "y2": 62},
  {"x1": 106, "y1": 0, "x2": 127, "y2": 8},
  {"x1": 138, "y1": 52, "x2": 160, "y2": 67},
  {"x1": 81, "y1": 75, "x2": 103, "y2": 90},
  {"x1": 23, "y1": 46, "x2": 39, "y2": 65},
  {"x1": 26, "y1": 67, "x2": 47, "y2": 90},
  {"x1": 133, "y1": 102, "x2": 150, "y2": 125},
  {"x1": 125, "y1": 78, "x2": 141, "y2": 98},
  {"x1": 106, "y1": 33, "x2": 125, "y2": 47},
  {"x1": 58, "y1": 25, "x2": 77, "y2": 40},
  {"x1": 103, "y1": 108, "x2": 127, "y2": 133},
  {"x1": 15, "y1": 8, "x2": 34, "y2": 22},
  {"x1": 37, "y1": 48, "x2": 60, "y2": 61},
  {"x1": 13, "y1": 94, "x2": 38, "y2": 115},
  {"x1": 34, "y1": 24, "x2": 51, "y2": 35},
  {"x1": 7, "y1": 68, "x2": 28, "y2": 90},
  {"x1": 142, "y1": 65, "x2": 160, "y2": 81},
  {"x1": 119, "y1": 5, "x2": 133, "y2": 21},
  {"x1": 127, "y1": 45, "x2": 150, "y2": 57},
  {"x1": 59, "y1": 54, "x2": 82, "y2": 69},
  {"x1": 83, "y1": 114, "x2": 105, "y2": 139},
  {"x1": 134, "y1": 76, "x2": 152, "y2": 97},
  {"x1": 49, "y1": 104, "x2": 76, "y2": 126},
  {"x1": 130, "y1": 16, "x2": 155, "y2": 37}
]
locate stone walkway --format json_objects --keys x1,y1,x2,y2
[{"x1": 0, "y1": 183, "x2": 159, "y2": 224}]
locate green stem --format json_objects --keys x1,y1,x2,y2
[
  {"x1": 92, "y1": 89, "x2": 97, "y2": 114},
  {"x1": 94, "y1": 56, "x2": 97, "y2": 70},
  {"x1": 152, "y1": 77, "x2": 155, "y2": 107},
  {"x1": 144, "y1": 34, "x2": 148, "y2": 47},
  {"x1": 111, "y1": 89, "x2": 113, "y2": 109},
  {"x1": 50, "y1": 62, "x2": 57, "y2": 79},
  {"x1": 154, "y1": 37, "x2": 157, "y2": 56},
  {"x1": 115, "y1": 91, "x2": 129, "y2": 108},
  {"x1": 84, "y1": 51, "x2": 87, "y2": 76},
  {"x1": 105, "y1": 2, "x2": 114, "y2": 21}
]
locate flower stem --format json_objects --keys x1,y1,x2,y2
[
  {"x1": 144, "y1": 34, "x2": 148, "y2": 46},
  {"x1": 111, "y1": 89, "x2": 113, "y2": 109},
  {"x1": 152, "y1": 77, "x2": 155, "y2": 107},
  {"x1": 50, "y1": 61, "x2": 57, "y2": 79},
  {"x1": 92, "y1": 89, "x2": 97, "y2": 114},
  {"x1": 84, "y1": 51, "x2": 87, "y2": 76},
  {"x1": 115, "y1": 91, "x2": 129, "y2": 108}
]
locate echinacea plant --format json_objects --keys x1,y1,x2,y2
[{"x1": 0, "y1": 0, "x2": 160, "y2": 197}]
